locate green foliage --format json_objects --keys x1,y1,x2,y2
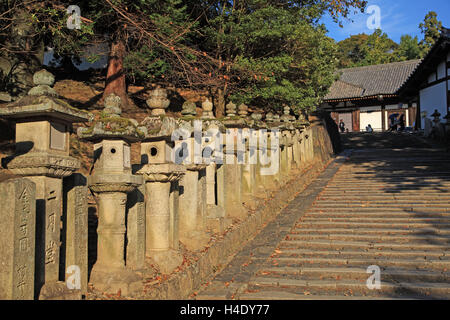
[
  {"x1": 337, "y1": 30, "x2": 422, "y2": 68},
  {"x1": 419, "y1": 11, "x2": 443, "y2": 55},
  {"x1": 201, "y1": 1, "x2": 347, "y2": 113},
  {"x1": 1, "y1": 0, "x2": 368, "y2": 112},
  {"x1": 394, "y1": 35, "x2": 422, "y2": 61},
  {"x1": 336, "y1": 34, "x2": 369, "y2": 68},
  {"x1": 357, "y1": 29, "x2": 398, "y2": 66},
  {"x1": 124, "y1": 46, "x2": 170, "y2": 83}
]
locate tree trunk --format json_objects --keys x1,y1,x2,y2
[
  {"x1": 103, "y1": 39, "x2": 128, "y2": 108},
  {"x1": 215, "y1": 87, "x2": 226, "y2": 118}
]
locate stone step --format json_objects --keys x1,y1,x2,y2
[
  {"x1": 327, "y1": 180, "x2": 450, "y2": 183},
  {"x1": 273, "y1": 248, "x2": 447, "y2": 259},
  {"x1": 285, "y1": 233, "x2": 450, "y2": 243},
  {"x1": 294, "y1": 221, "x2": 450, "y2": 229},
  {"x1": 278, "y1": 239, "x2": 450, "y2": 251},
  {"x1": 256, "y1": 266, "x2": 450, "y2": 282},
  {"x1": 304, "y1": 212, "x2": 450, "y2": 218},
  {"x1": 321, "y1": 191, "x2": 450, "y2": 195},
  {"x1": 269, "y1": 257, "x2": 450, "y2": 269},
  {"x1": 238, "y1": 291, "x2": 420, "y2": 300},
  {"x1": 248, "y1": 277, "x2": 450, "y2": 298},
  {"x1": 334, "y1": 176, "x2": 450, "y2": 179},
  {"x1": 324, "y1": 186, "x2": 450, "y2": 190},
  {"x1": 290, "y1": 228, "x2": 450, "y2": 235},
  {"x1": 312, "y1": 204, "x2": 450, "y2": 209},
  {"x1": 300, "y1": 217, "x2": 450, "y2": 224},
  {"x1": 317, "y1": 196, "x2": 450, "y2": 200},
  {"x1": 307, "y1": 208, "x2": 448, "y2": 213},
  {"x1": 314, "y1": 200, "x2": 450, "y2": 205}
]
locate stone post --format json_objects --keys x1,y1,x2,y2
[
  {"x1": 0, "y1": 70, "x2": 90, "y2": 298},
  {"x1": 253, "y1": 128, "x2": 268, "y2": 197},
  {"x1": 137, "y1": 163, "x2": 185, "y2": 273},
  {"x1": 241, "y1": 127, "x2": 259, "y2": 210},
  {"x1": 0, "y1": 178, "x2": 36, "y2": 300},
  {"x1": 205, "y1": 161, "x2": 228, "y2": 232},
  {"x1": 279, "y1": 131, "x2": 290, "y2": 183},
  {"x1": 292, "y1": 128, "x2": 302, "y2": 170},
  {"x1": 126, "y1": 183, "x2": 146, "y2": 271},
  {"x1": 179, "y1": 162, "x2": 210, "y2": 250},
  {"x1": 63, "y1": 174, "x2": 88, "y2": 296},
  {"x1": 223, "y1": 129, "x2": 247, "y2": 220},
  {"x1": 259, "y1": 130, "x2": 280, "y2": 191}
]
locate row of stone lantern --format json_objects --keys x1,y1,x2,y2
[
  {"x1": 0, "y1": 70, "x2": 316, "y2": 298},
  {"x1": 77, "y1": 87, "x2": 315, "y2": 294}
]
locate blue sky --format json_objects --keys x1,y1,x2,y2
[{"x1": 321, "y1": 0, "x2": 450, "y2": 43}]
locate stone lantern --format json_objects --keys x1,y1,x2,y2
[
  {"x1": 238, "y1": 103, "x2": 249, "y2": 118},
  {"x1": 146, "y1": 87, "x2": 170, "y2": 116},
  {"x1": 431, "y1": 109, "x2": 441, "y2": 125},
  {"x1": 136, "y1": 130, "x2": 186, "y2": 273},
  {"x1": 226, "y1": 101, "x2": 237, "y2": 117},
  {"x1": 0, "y1": 69, "x2": 90, "y2": 297},
  {"x1": 265, "y1": 112, "x2": 274, "y2": 122},
  {"x1": 181, "y1": 101, "x2": 197, "y2": 116},
  {"x1": 77, "y1": 93, "x2": 143, "y2": 294},
  {"x1": 201, "y1": 98, "x2": 214, "y2": 119},
  {"x1": 251, "y1": 112, "x2": 263, "y2": 122}
]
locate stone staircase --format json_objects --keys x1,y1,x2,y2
[{"x1": 198, "y1": 147, "x2": 450, "y2": 300}]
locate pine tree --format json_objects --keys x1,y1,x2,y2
[{"x1": 419, "y1": 11, "x2": 443, "y2": 54}]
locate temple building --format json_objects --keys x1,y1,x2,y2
[
  {"x1": 320, "y1": 60, "x2": 420, "y2": 132},
  {"x1": 320, "y1": 27, "x2": 450, "y2": 132}
]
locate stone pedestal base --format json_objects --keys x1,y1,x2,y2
[
  {"x1": 180, "y1": 231, "x2": 210, "y2": 251},
  {"x1": 206, "y1": 205, "x2": 231, "y2": 233},
  {"x1": 38, "y1": 281, "x2": 82, "y2": 300},
  {"x1": 149, "y1": 249, "x2": 183, "y2": 275},
  {"x1": 224, "y1": 203, "x2": 248, "y2": 220},
  {"x1": 89, "y1": 265, "x2": 143, "y2": 296},
  {"x1": 242, "y1": 195, "x2": 260, "y2": 211}
]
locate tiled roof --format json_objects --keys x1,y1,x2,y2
[{"x1": 324, "y1": 59, "x2": 421, "y2": 101}]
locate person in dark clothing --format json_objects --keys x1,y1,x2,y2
[
  {"x1": 398, "y1": 114, "x2": 405, "y2": 131},
  {"x1": 339, "y1": 120, "x2": 345, "y2": 133},
  {"x1": 388, "y1": 113, "x2": 398, "y2": 132}
]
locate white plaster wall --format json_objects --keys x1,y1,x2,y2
[
  {"x1": 360, "y1": 111, "x2": 382, "y2": 132},
  {"x1": 419, "y1": 81, "x2": 447, "y2": 128}
]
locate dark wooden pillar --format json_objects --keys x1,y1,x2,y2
[
  {"x1": 352, "y1": 109, "x2": 360, "y2": 132},
  {"x1": 415, "y1": 97, "x2": 421, "y2": 130}
]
